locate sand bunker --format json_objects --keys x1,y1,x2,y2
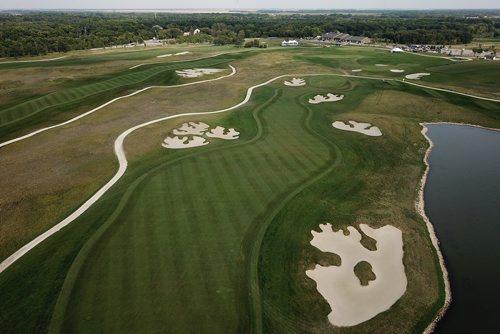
[
  {"x1": 351, "y1": 69, "x2": 363, "y2": 72},
  {"x1": 390, "y1": 69, "x2": 405, "y2": 73},
  {"x1": 157, "y1": 54, "x2": 173, "y2": 58},
  {"x1": 162, "y1": 135, "x2": 208, "y2": 149},
  {"x1": 309, "y1": 93, "x2": 344, "y2": 104},
  {"x1": 173, "y1": 122, "x2": 210, "y2": 136},
  {"x1": 332, "y1": 121, "x2": 382, "y2": 137},
  {"x1": 284, "y1": 78, "x2": 306, "y2": 86},
  {"x1": 205, "y1": 126, "x2": 240, "y2": 140},
  {"x1": 375, "y1": 64, "x2": 388, "y2": 67},
  {"x1": 163, "y1": 122, "x2": 240, "y2": 149},
  {"x1": 176, "y1": 68, "x2": 225, "y2": 78},
  {"x1": 405, "y1": 73, "x2": 431, "y2": 80},
  {"x1": 306, "y1": 223, "x2": 407, "y2": 327},
  {"x1": 175, "y1": 51, "x2": 192, "y2": 56}
]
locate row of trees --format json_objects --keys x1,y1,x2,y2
[{"x1": 0, "y1": 11, "x2": 497, "y2": 57}]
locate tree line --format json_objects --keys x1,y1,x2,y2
[{"x1": 0, "y1": 11, "x2": 498, "y2": 57}]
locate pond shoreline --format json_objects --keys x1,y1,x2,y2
[
  {"x1": 417, "y1": 123, "x2": 451, "y2": 334},
  {"x1": 418, "y1": 122, "x2": 500, "y2": 333}
]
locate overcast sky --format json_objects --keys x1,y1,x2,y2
[{"x1": 0, "y1": 0, "x2": 498, "y2": 10}]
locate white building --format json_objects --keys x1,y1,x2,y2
[
  {"x1": 282, "y1": 40, "x2": 299, "y2": 47},
  {"x1": 390, "y1": 47, "x2": 404, "y2": 53}
]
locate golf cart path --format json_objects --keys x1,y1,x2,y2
[{"x1": 1, "y1": 71, "x2": 499, "y2": 275}]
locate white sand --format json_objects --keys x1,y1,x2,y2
[
  {"x1": 173, "y1": 122, "x2": 210, "y2": 136},
  {"x1": 176, "y1": 68, "x2": 225, "y2": 78},
  {"x1": 375, "y1": 64, "x2": 388, "y2": 67},
  {"x1": 390, "y1": 69, "x2": 405, "y2": 73},
  {"x1": 175, "y1": 51, "x2": 192, "y2": 56},
  {"x1": 351, "y1": 69, "x2": 363, "y2": 72},
  {"x1": 405, "y1": 73, "x2": 431, "y2": 80},
  {"x1": 163, "y1": 123, "x2": 239, "y2": 149},
  {"x1": 157, "y1": 54, "x2": 173, "y2": 58},
  {"x1": 306, "y1": 223, "x2": 407, "y2": 327},
  {"x1": 284, "y1": 78, "x2": 306, "y2": 86},
  {"x1": 309, "y1": 93, "x2": 344, "y2": 104},
  {"x1": 332, "y1": 121, "x2": 382, "y2": 137},
  {"x1": 162, "y1": 135, "x2": 208, "y2": 149},
  {"x1": 205, "y1": 126, "x2": 240, "y2": 140}
]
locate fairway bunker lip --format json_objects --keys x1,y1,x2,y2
[
  {"x1": 405, "y1": 72, "x2": 431, "y2": 80},
  {"x1": 306, "y1": 223, "x2": 407, "y2": 327},
  {"x1": 309, "y1": 93, "x2": 344, "y2": 104},
  {"x1": 162, "y1": 135, "x2": 209, "y2": 149},
  {"x1": 176, "y1": 68, "x2": 225, "y2": 78},
  {"x1": 162, "y1": 123, "x2": 240, "y2": 149},
  {"x1": 332, "y1": 121, "x2": 382, "y2": 136},
  {"x1": 284, "y1": 78, "x2": 306, "y2": 86}
]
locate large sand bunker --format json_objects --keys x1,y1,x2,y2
[
  {"x1": 405, "y1": 73, "x2": 431, "y2": 80},
  {"x1": 309, "y1": 93, "x2": 344, "y2": 104},
  {"x1": 332, "y1": 121, "x2": 382, "y2": 137},
  {"x1": 284, "y1": 78, "x2": 306, "y2": 86},
  {"x1": 162, "y1": 135, "x2": 208, "y2": 149},
  {"x1": 173, "y1": 122, "x2": 210, "y2": 136},
  {"x1": 205, "y1": 126, "x2": 240, "y2": 139},
  {"x1": 163, "y1": 122, "x2": 239, "y2": 149},
  {"x1": 176, "y1": 68, "x2": 225, "y2": 78},
  {"x1": 306, "y1": 223, "x2": 407, "y2": 327}
]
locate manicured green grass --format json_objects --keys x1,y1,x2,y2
[
  {"x1": 50, "y1": 83, "x2": 336, "y2": 333},
  {"x1": 294, "y1": 46, "x2": 500, "y2": 97}
]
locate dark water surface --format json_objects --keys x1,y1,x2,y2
[{"x1": 424, "y1": 124, "x2": 500, "y2": 333}]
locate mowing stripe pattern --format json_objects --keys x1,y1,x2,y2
[{"x1": 55, "y1": 89, "x2": 333, "y2": 332}]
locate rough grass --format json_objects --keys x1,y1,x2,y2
[{"x1": 354, "y1": 261, "x2": 376, "y2": 286}]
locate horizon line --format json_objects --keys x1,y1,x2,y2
[{"x1": 1, "y1": 7, "x2": 500, "y2": 11}]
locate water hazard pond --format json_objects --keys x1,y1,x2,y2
[{"x1": 424, "y1": 124, "x2": 500, "y2": 333}]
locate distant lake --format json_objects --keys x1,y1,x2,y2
[{"x1": 424, "y1": 124, "x2": 500, "y2": 333}]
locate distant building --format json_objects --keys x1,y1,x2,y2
[
  {"x1": 282, "y1": 40, "x2": 299, "y2": 47},
  {"x1": 143, "y1": 38, "x2": 162, "y2": 46},
  {"x1": 193, "y1": 29, "x2": 201, "y2": 35},
  {"x1": 390, "y1": 47, "x2": 404, "y2": 53},
  {"x1": 322, "y1": 32, "x2": 371, "y2": 44},
  {"x1": 461, "y1": 49, "x2": 475, "y2": 57},
  {"x1": 345, "y1": 36, "x2": 371, "y2": 44}
]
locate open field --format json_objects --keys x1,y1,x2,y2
[{"x1": 0, "y1": 43, "x2": 499, "y2": 333}]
